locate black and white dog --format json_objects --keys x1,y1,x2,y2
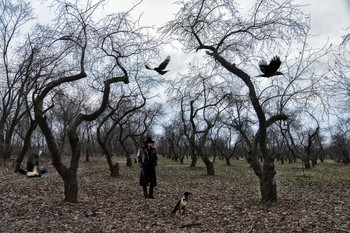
[{"x1": 18, "y1": 150, "x2": 47, "y2": 177}]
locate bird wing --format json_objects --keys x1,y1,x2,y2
[
  {"x1": 172, "y1": 200, "x2": 181, "y2": 213},
  {"x1": 157, "y1": 56, "x2": 170, "y2": 70},
  {"x1": 145, "y1": 65, "x2": 152, "y2": 70},
  {"x1": 268, "y1": 56, "x2": 281, "y2": 73},
  {"x1": 258, "y1": 60, "x2": 268, "y2": 73}
]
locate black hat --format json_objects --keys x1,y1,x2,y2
[{"x1": 144, "y1": 136, "x2": 155, "y2": 143}]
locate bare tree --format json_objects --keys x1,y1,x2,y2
[
  {"x1": 12, "y1": 38, "x2": 52, "y2": 170},
  {"x1": 81, "y1": 120, "x2": 95, "y2": 162},
  {"x1": 330, "y1": 42, "x2": 350, "y2": 114},
  {"x1": 159, "y1": 117, "x2": 189, "y2": 163},
  {"x1": 96, "y1": 88, "x2": 146, "y2": 176},
  {"x1": 219, "y1": 94, "x2": 255, "y2": 159},
  {"x1": 322, "y1": 32, "x2": 350, "y2": 165},
  {"x1": 118, "y1": 103, "x2": 162, "y2": 166},
  {"x1": 209, "y1": 124, "x2": 240, "y2": 165},
  {"x1": 50, "y1": 88, "x2": 86, "y2": 155},
  {"x1": 163, "y1": 0, "x2": 309, "y2": 202},
  {"x1": 125, "y1": 105, "x2": 161, "y2": 165},
  {"x1": 328, "y1": 120, "x2": 350, "y2": 164},
  {"x1": 170, "y1": 69, "x2": 229, "y2": 175},
  {"x1": 27, "y1": 0, "x2": 159, "y2": 202},
  {"x1": 0, "y1": 0, "x2": 35, "y2": 160}
]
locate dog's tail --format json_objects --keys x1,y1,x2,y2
[{"x1": 18, "y1": 169, "x2": 27, "y2": 175}]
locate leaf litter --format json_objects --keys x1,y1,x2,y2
[{"x1": 0, "y1": 155, "x2": 349, "y2": 232}]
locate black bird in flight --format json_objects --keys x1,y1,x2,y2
[
  {"x1": 257, "y1": 56, "x2": 283, "y2": 77},
  {"x1": 172, "y1": 192, "x2": 191, "y2": 214},
  {"x1": 145, "y1": 56, "x2": 170, "y2": 75}
]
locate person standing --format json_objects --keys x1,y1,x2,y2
[{"x1": 136, "y1": 136, "x2": 158, "y2": 199}]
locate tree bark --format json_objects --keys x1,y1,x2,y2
[
  {"x1": 0, "y1": 119, "x2": 13, "y2": 161},
  {"x1": 198, "y1": 148, "x2": 214, "y2": 175},
  {"x1": 64, "y1": 169, "x2": 79, "y2": 202},
  {"x1": 343, "y1": 151, "x2": 350, "y2": 164},
  {"x1": 209, "y1": 51, "x2": 286, "y2": 202},
  {"x1": 85, "y1": 133, "x2": 91, "y2": 162},
  {"x1": 14, "y1": 120, "x2": 38, "y2": 171},
  {"x1": 97, "y1": 125, "x2": 120, "y2": 177},
  {"x1": 110, "y1": 162, "x2": 120, "y2": 177},
  {"x1": 190, "y1": 146, "x2": 197, "y2": 167},
  {"x1": 104, "y1": 150, "x2": 119, "y2": 177},
  {"x1": 126, "y1": 157, "x2": 132, "y2": 167},
  {"x1": 0, "y1": 121, "x2": 5, "y2": 161},
  {"x1": 204, "y1": 159, "x2": 215, "y2": 175},
  {"x1": 260, "y1": 158, "x2": 277, "y2": 203},
  {"x1": 303, "y1": 159, "x2": 311, "y2": 169}
]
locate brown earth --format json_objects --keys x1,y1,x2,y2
[{"x1": 0, "y1": 155, "x2": 349, "y2": 232}]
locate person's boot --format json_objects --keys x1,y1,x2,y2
[
  {"x1": 143, "y1": 186, "x2": 148, "y2": 199},
  {"x1": 148, "y1": 185, "x2": 155, "y2": 199}
]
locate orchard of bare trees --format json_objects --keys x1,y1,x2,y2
[{"x1": 1, "y1": 0, "x2": 349, "y2": 212}]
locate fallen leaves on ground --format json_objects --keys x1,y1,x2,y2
[{"x1": 0, "y1": 155, "x2": 349, "y2": 232}]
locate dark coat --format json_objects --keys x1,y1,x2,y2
[{"x1": 136, "y1": 146, "x2": 158, "y2": 187}]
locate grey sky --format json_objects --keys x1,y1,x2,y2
[
  {"x1": 114, "y1": 0, "x2": 350, "y2": 43},
  {"x1": 32, "y1": 0, "x2": 350, "y2": 50},
  {"x1": 297, "y1": 0, "x2": 350, "y2": 45}
]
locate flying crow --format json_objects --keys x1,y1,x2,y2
[
  {"x1": 172, "y1": 192, "x2": 191, "y2": 214},
  {"x1": 145, "y1": 56, "x2": 170, "y2": 75},
  {"x1": 257, "y1": 56, "x2": 283, "y2": 77}
]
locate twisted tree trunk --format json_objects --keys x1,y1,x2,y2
[{"x1": 14, "y1": 120, "x2": 38, "y2": 172}]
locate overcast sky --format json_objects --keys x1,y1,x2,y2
[
  {"x1": 296, "y1": 0, "x2": 350, "y2": 45},
  {"x1": 108, "y1": 0, "x2": 350, "y2": 45},
  {"x1": 32, "y1": 0, "x2": 350, "y2": 56}
]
